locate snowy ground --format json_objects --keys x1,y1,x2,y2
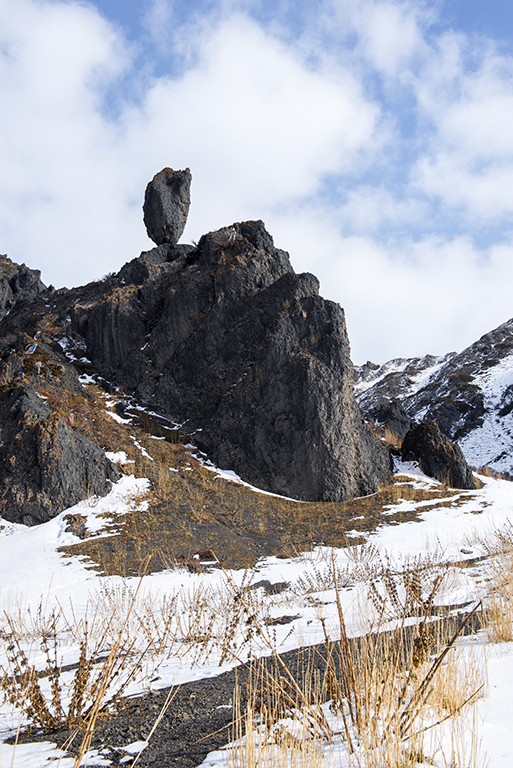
[
  {"x1": 1, "y1": 464, "x2": 513, "y2": 766},
  {"x1": 459, "y1": 354, "x2": 513, "y2": 475}
]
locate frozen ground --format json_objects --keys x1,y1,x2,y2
[{"x1": 0, "y1": 463, "x2": 513, "y2": 766}]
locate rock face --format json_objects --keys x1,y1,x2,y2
[
  {"x1": 143, "y1": 168, "x2": 192, "y2": 245},
  {"x1": 0, "y1": 255, "x2": 46, "y2": 320},
  {"x1": 401, "y1": 422, "x2": 475, "y2": 489},
  {"x1": 0, "y1": 384, "x2": 119, "y2": 525},
  {"x1": 364, "y1": 399, "x2": 411, "y2": 441},
  {"x1": 0, "y1": 283, "x2": 121, "y2": 525},
  {"x1": 0, "y1": 175, "x2": 392, "y2": 519},
  {"x1": 74, "y1": 219, "x2": 392, "y2": 501}
]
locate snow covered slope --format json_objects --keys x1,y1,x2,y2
[
  {"x1": 3, "y1": 466, "x2": 513, "y2": 767},
  {"x1": 356, "y1": 317, "x2": 513, "y2": 474}
]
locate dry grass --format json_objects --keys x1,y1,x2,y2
[
  {"x1": 7, "y1": 339, "x2": 470, "y2": 576},
  {"x1": 1, "y1": 267, "x2": 507, "y2": 768},
  {"x1": 483, "y1": 551, "x2": 513, "y2": 644},
  {"x1": 220, "y1": 524, "x2": 513, "y2": 768},
  {"x1": 462, "y1": 521, "x2": 513, "y2": 643},
  {"x1": 0, "y1": 565, "x2": 150, "y2": 744},
  {"x1": 60, "y1": 462, "x2": 467, "y2": 576},
  {"x1": 367, "y1": 420, "x2": 403, "y2": 451},
  {"x1": 7, "y1": 526, "x2": 513, "y2": 766},
  {"x1": 472, "y1": 465, "x2": 512, "y2": 481},
  {"x1": 224, "y1": 561, "x2": 486, "y2": 768}
]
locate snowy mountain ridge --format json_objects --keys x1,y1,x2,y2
[
  {"x1": 355, "y1": 353, "x2": 454, "y2": 399},
  {"x1": 356, "y1": 317, "x2": 513, "y2": 475}
]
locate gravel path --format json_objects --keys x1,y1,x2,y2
[
  {"x1": 16, "y1": 642, "x2": 331, "y2": 767},
  {"x1": 14, "y1": 610, "x2": 481, "y2": 767}
]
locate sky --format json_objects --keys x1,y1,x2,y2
[{"x1": 1, "y1": 0, "x2": 513, "y2": 364}]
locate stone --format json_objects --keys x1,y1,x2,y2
[
  {"x1": 370, "y1": 399, "x2": 411, "y2": 441},
  {"x1": 143, "y1": 168, "x2": 192, "y2": 245},
  {"x1": 76, "y1": 218, "x2": 392, "y2": 502},
  {"x1": 0, "y1": 255, "x2": 46, "y2": 320},
  {"x1": 401, "y1": 421, "x2": 475, "y2": 489},
  {"x1": 0, "y1": 385, "x2": 120, "y2": 525}
]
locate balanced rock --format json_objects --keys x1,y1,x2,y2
[
  {"x1": 143, "y1": 168, "x2": 191, "y2": 245},
  {"x1": 401, "y1": 421, "x2": 475, "y2": 489}
]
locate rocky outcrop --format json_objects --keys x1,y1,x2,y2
[
  {"x1": 0, "y1": 384, "x2": 119, "y2": 525},
  {"x1": 362, "y1": 399, "x2": 411, "y2": 441},
  {"x1": 0, "y1": 172, "x2": 392, "y2": 516},
  {"x1": 0, "y1": 295, "x2": 121, "y2": 525},
  {"x1": 143, "y1": 168, "x2": 192, "y2": 245},
  {"x1": 401, "y1": 421, "x2": 475, "y2": 489},
  {"x1": 0, "y1": 255, "x2": 46, "y2": 320},
  {"x1": 73, "y1": 219, "x2": 392, "y2": 501},
  {"x1": 356, "y1": 319, "x2": 513, "y2": 475}
]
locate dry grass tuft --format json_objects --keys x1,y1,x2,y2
[
  {"x1": 224, "y1": 559, "x2": 486, "y2": 768},
  {"x1": 483, "y1": 549, "x2": 513, "y2": 643},
  {"x1": 0, "y1": 566, "x2": 150, "y2": 743},
  {"x1": 473, "y1": 465, "x2": 512, "y2": 482}
]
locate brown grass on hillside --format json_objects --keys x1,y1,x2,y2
[
  {"x1": 60, "y1": 458, "x2": 467, "y2": 576},
  {"x1": 35, "y1": 369, "x2": 474, "y2": 575}
]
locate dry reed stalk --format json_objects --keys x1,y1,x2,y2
[
  {"x1": 220, "y1": 565, "x2": 333, "y2": 741},
  {"x1": 128, "y1": 684, "x2": 180, "y2": 768},
  {"x1": 230, "y1": 668, "x2": 326, "y2": 768},
  {"x1": 482, "y1": 546, "x2": 513, "y2": 643},
  {"x1": 72, "y1": 556, "x2": 151, "y2": 768}
]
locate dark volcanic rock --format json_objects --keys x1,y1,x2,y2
[
  {"x1": 0, "y1": 255, "x2": 46, "y2": 320},
  {"x1": 143, "y1": 168, "x2": 192, "y2": 245},
  {"x1": 0, "y1": 384, "x2": 119, "y2": 525},
  {"x1": 401, "y1": 421, "x2": 475, "y2": 489},
  {"x1": 75, "y1": 219, "x2": 392, "y2": 501},
  {"x1": 0, "y1": 299, "x2": 120, "y2": 525},
  {"x1": 365, "y1": 398, "x2": 411, "y2": 441}
]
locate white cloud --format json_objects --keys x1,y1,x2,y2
[
  {"x1": 126, "y1": 14, "x2": 380, "y2": 231},
  {"x1": 318, "y1": 0, "x2": 431, "y2": 78},
  {"x1": 142, "y1": 0, "x2": 174, "y2": 50},
  {"x1": 1, "y1": 0, "x2": 513, "y2": 365},
  {"x1": 412, "y1": 33, "x2": 513, "y2": 219},
  {"x1": 353, "y1": 0, "x2": 428, "y2": 78},
  {"x1": 415, "y1": 153, "x2": 513, "y2": 219},
  {"x1": 267, "y1": 205, "x2": 513, "y2": 363},
  {"x1": 0, "y1": 3, "x2": 381, "y2": 287},
  {"x1": 336, "y1": 186, "x2": 427, "y2": 233},
  {"x1": 0, "y1": 0, "x2": 138, "y2": 286}
]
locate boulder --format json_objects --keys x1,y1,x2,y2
[
  {"x1": 370, "y1": 399, "x2": 411, "y2": 441},
  {"x1": 401, "y1": 421, "x2": 475, "y2": 489},
  {"x1": 143, "y1": 168, "x2": 192, "y2": 245}
]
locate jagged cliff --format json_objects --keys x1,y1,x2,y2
[
  {"x1": 0, "y1": 169, "x2": 392, "y2": 523},
  {"x1": 70, "y1": 217, "x2": 391, "y2": 502},
  {"x1": 0, "y1": 260, "x2": 120, "y2": 524}
]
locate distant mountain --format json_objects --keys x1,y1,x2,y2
[{"x1": 355, "y1": 318, "x2": 513, "y2": 475}]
